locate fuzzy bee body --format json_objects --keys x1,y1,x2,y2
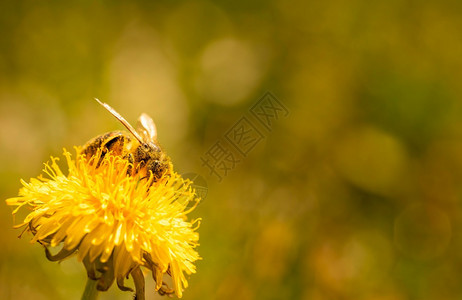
[
  {"x1": 81, "y1": 100, "x2": 171, "y2": 182},
  {"x1": 82, "y1": 131, "x2": 129, "y2": 157}
]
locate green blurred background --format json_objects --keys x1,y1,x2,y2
[{"x1": 1, "y1": 1, "x2": 462, "y2": 299}]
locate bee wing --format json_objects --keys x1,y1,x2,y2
[
  {"x1": 137, "y1": 113, "x2": 158, "y2": 142},
  {"x1": 95, "y1": 98, "x2": 144, "y2": 143}
]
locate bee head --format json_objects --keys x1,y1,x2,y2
[{"x1": 134, "y1": 142, "x2": 171, "y2": 182}]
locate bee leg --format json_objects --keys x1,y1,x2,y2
[
  {"x1": 81, "y1": 135, "x2": 107, "y2": 159},
  {"x1": 125, "y1": 153, "x2": 134, "y2": 175},
  {"x1": 146, "y1": 160, "x2": 164, "y2": 182},
  {"x1": 81, "y1": 132, "x2": 124, "y2": 167},
  {"x1": 103, "y1": 135, "x2": 124, "y2": 154},
  {"x1": 94, "y1": 135, "x2": 127, "y2": 167}
]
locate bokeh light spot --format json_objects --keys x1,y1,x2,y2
[
  {"x1": 334, "y1": 126, "x2": 409, "y2": 195},
  {"x1": 394, "y1": 204, "x2": 451, "y2": 260}
]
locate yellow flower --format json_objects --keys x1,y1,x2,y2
[{"x1": 5, "y1": 148, "x2": 201, "y2": 298}]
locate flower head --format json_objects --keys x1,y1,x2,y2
[{"x1": 6, "y1": 148, "x2": 200, "y2": 298}]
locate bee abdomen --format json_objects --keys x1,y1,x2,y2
[{"x1": 81, "y1": 131, "x2": 130, "y2": 164}]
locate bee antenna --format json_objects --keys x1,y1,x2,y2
[{"x1": 94, "y1": 98, "x2": 144, "y2": 144}]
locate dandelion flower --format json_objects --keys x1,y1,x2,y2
[{"x1": 6, "y1": 149, "x2": 201, "y2": 299}]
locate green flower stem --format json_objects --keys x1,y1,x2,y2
[{"x1": 81, "y1": 278, "x2": 99, "y2": 300}]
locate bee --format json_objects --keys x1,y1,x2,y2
[{"x1": 81, "y1": 99, "x2": 171, "y2": 182}]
